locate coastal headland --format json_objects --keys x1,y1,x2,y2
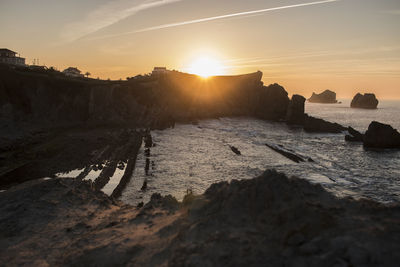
[{"x1": 1, "y1": 64, "x2": 399, "y2": 266}]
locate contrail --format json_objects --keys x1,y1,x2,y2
[
  {"x1": 137, "y1": 0, "x2": 341, "y2": 32},
  {"x1": 89, "y1": 0, "x2": 340, "y2": 40}
]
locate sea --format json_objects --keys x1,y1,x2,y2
[{"x1": 120, "y1": 100, "x2": 400, "y2": 205}]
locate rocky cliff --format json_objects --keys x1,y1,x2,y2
[
  {"x1": 0, "y1": 65, "x2": 293, "y2": 132},
  {"x1": 0, "y1": 64, "x2": 147, "y2": 128}
]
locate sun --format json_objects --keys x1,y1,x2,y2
[{"x1": 186, "y1": 57, "x2": 226, "y2": 78}]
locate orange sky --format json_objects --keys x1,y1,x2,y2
[{"x1": 1, "y1": 0, "x2": 399, "y2": 99}]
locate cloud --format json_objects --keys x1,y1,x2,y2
[
  {"x1": 89, "y1": 0, "x2": 341, "y2": 40},
  {"x1": 61, "y1": 0, "x2": 184, "y2": 42}
]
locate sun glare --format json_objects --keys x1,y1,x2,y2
[{"x1": 186, "y1": 57, "x2": 225, "y2": 78}]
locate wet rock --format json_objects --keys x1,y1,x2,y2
[
  {"x1": 144, "y1": 133, "x2": 153, "y2": 148},
  {"x1": 308, "y1": 90, "x2": 338, "y2": 103},
  {"x1": 145, "y1": 158, "x2": 150, "y2": 175},
  {"x1": 141, "y1": 179, "x2": 148, "y2": 191},
  {"x1": 345, "y1": 127, "x2": 364, "y2": 142},
  {"x1": 363, "y1": 121, "x2": 400, "y2": 149},
  {"x1": 265, "y1": 143, "x2": 305, "y2": 163},
  {"x1": 229, "y1": 146, "x2": 241, "y2": 155},
  {"x1": 117, "y1": 162, "x2": 125, "y2": 170},
  {"x1": 303, "y1": 114, "x2": 346, "y2": 133},
  {"x1": 351, "y1": 93, "x2": 379, "y2": 109},
  {"x1": 143, "y1": 193, "x2": 180, "y2": 210},
  {"x1": 144, "y1": 148, "x2": 150, "y2": 157},
  {"x1": 286, "y1": 94, "x2": 306, "y2": 125}
]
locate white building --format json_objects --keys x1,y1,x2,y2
[
  {"x1": 0, "y1": 48, "x2": 26, "y2": 66},
  {"x1": 62, "y1": 67, "x2": 84, "y2": 78}
]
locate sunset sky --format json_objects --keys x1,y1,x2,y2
[{"x1": 1, "y1": 0, "x2": 399, "y2": 98}]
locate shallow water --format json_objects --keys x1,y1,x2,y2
[
  {"x1": 55, "y1": 168, "x2": 85, "y2": 178},
  {"x1": 101, "y1": 165, "x2": 126, "y2": 195},
  {"x1": 84, "y1": 168, "x2": 102, "y2": 182},
  {"x1": 120, "y1": 107, "x2": 400, "y2": 206}
]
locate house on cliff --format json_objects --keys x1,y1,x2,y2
[
  {"x1": 152, "y1": 67, "x2": 169, "y2": 77},
  {"x1": 62, "y1": 67, "x2": 84, "y2": 78},
  {"x1": 0, "y1": 48, "x2": 26, "y2": 66}
]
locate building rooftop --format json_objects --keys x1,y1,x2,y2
[
  {"x1": 63, "y1": 67, "x2": 81, "y2": 73},
  {"x1": 0, "y1": 48, "x2": 16, "y2": 53}
]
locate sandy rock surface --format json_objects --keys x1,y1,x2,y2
[{"x1": 1, "y1": 170, "x2": 399, "y2": 266}]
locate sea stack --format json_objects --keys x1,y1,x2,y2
[
  {"x1": 308, "y1": 90, "x2": 337, "y2": 103},
  {"x1": 286, "y1": 94, "x2": 306, "y2": 125},
  {"x1": 351, "y1": 93, "x2": 379, "y2": 109},
  {"x1": 364, "y1": 121, "x2": 400, "y2": 149}
]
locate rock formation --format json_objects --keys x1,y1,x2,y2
[
  {"x1": 229, "y1": 145, "x2": 241, "y2": 155},
  {"x1": 363, "y1": 121, "x2": 400, "y2": 149},
  {"x1": 0, "y1": 65, "x2": 293, "y2": 132},
  {"x1": 345, "y1": 127, "x2": 364, "y2": 142},
  {"x1": 303, "y1": 114, "x2": 346, "y2": 133},
  {"x1": 351, "y1": 93, "x2": 379, "y2": 109},
  {"x1": 308, "y1": 90, "x2": 338, "y2": 103},
  {"x1": 1, "y1": 170, "x2": 400, "y2": 266},
  {"x1": 286, "y1": 94, "x2": 306, "y2": 125},
  {"x1": 265, "y1": 143, "x2": 313, "y2": 163},
  {"x1": 256, "y1": 83, "x2": 290, "y2": 121}
]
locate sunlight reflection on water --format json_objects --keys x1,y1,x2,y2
[{"x1": 121, "y1": 116, "x2": 400, "y2": 206}]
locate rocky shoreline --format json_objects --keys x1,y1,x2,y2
[
  {"x1": 1, "y1": 170, "x2": 399, "y2": 266},
  {"x1": 0, "y1": 64, "x2": 351, "y2": 188},
  {"x1": 1, "y1": 64, "x2": 399, "y2": 266}
]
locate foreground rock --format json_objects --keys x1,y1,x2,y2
[
  {"x1": 308, "y1": 90, "x2": 337, "y2": 103},
  {"x1": 364, "y1": 121, "x2": 400, "y2": 149},
  {"x1": 1, "y1": 170, "x2": 400, "y2": 266},
  {"x1": 351, "y1": 93, "x2": 379, "y2": 109}
]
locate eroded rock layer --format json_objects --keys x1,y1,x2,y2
[{"x1": 0, "y1": 170, "x2": 399, "y2": 266}]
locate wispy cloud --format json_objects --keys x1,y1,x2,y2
[
  {"x1": 223, "y1": 45, "x2": 400, "y2": 66},
  {"x1": 61, "y1": 0, "x2": 184, "y2": 42},
  {"x1": 382, "y1": 10, "x2": 400, "y2": 15},
  {"x1": 90, "y1": 0, "x2": 341, "y2": 40}
]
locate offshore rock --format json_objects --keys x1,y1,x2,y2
[
  {"x1": 363, "y1": 121, "x2": 400, "y2": 149},
  {"x1": 308, "y1": 90, "x2": 337, "y2": 103},
  {"x1": 351, "y1": 93, "x2": 379, "y2": 109},
  {"x1": 286, "y1": 94, "x2": 306, "y2": 125}
]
